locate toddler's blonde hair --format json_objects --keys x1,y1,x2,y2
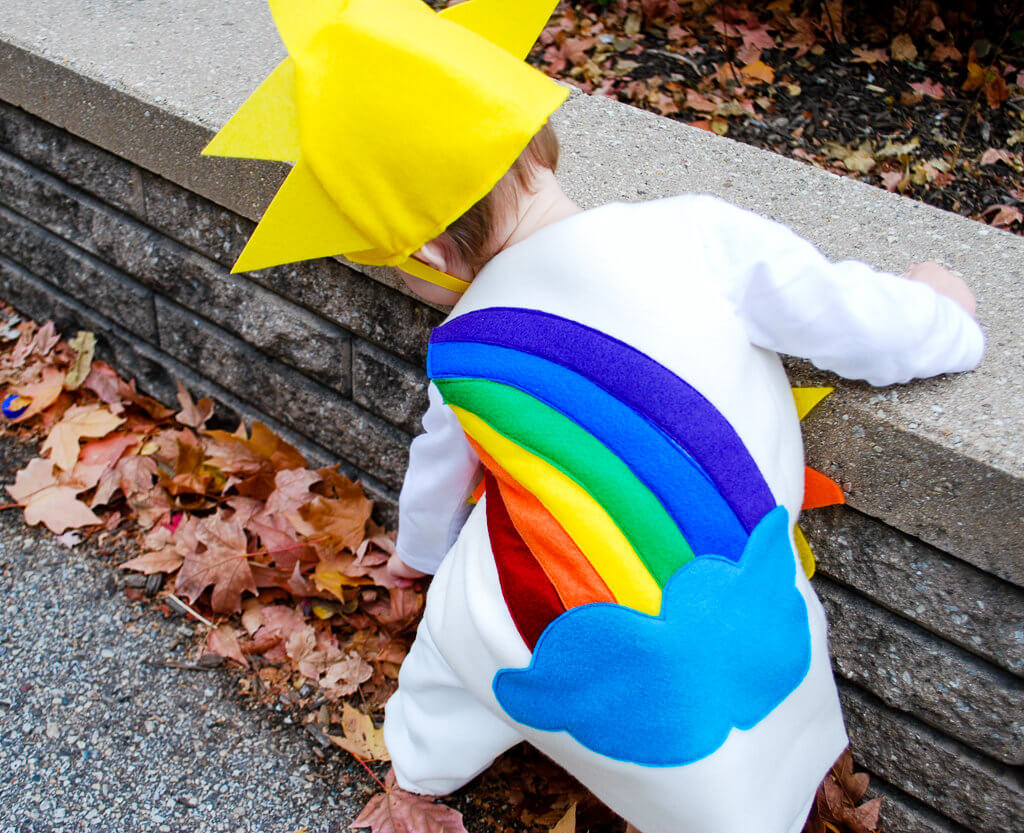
[{"x1": 445, "y1": 121, "x2": 560, "y2": 272}]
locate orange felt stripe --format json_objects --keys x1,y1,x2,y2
[
  {"x1": 467, "y1": 437, "x2": 616, "y2": 609},
  {"x1": 469, "y1": 476, "x2": 486, "y2": 505},
  {"x1": 803, "y1": 466, "x2": 846, "y2": 510}
]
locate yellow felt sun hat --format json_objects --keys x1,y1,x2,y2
[{"x1": 202, "y1": 0, "x2": 569, "y2": 294}]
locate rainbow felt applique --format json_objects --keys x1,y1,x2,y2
[{"x1": 428, "y1": 307, "x2": 841, "y2": 765}]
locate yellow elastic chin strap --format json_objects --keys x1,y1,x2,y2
[{"x1": 397, "y1": 257, "x2": 473, "y2": 295}]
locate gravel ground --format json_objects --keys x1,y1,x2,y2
[{"x1": 0, "y1": 436, "x2": 378, "y2": 833}]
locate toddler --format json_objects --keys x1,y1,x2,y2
[{"x1": 204, "y1": 2, "x2": 983, "y2": 831}]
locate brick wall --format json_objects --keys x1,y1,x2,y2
[{"x1": 0, "y1": 99, "x2": 1020, "y2": 833}]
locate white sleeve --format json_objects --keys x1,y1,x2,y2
[
  {"x1": 395, "y1": 381, "x2": 481, "y2": 574},
  {"x1": 703, "y1": 198, "x2": 986, "y2": 386}
]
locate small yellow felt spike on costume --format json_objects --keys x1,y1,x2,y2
[
  {"x1": 203, "y1": 0, "x2": 568, "y2": 285},
  {"x1": 438, "y1": 0, "x2": 560, "y2": 60},
  {"x1": 793, "y1": 524, "x2": 815, "y2": 579},
  {"x1": 791, "y1": 386, "x2": 834, "y2": 421},
  {"x1": 201, "y1": 59, "x2": 300, "y2": 161}
]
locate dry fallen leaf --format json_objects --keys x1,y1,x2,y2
[
  {"x1": 7, "y1": 458, "x2": 101, "y2": 534},
  {"x1": 890, "y1": 34, "x2": 918, "y2": 62},
  {"x1": 351, "y1": 770, "x2": 466, "y2": 833},
  {"x1": 41, "y1": 404, "x2": 125, "y2": 471},
  {"x1": 8, "y1": 366, "x2": 66, "y2": 423},
  {"x1": 740, "y1": 59, "x2": 775, "y2": 85},
  {"x1": 176, "y1": 512, "x2": 258, "y2": 614},
  {"x1": 328, "y1": 702, "x2": 390, "y2": 761},
  {"x1": 207, "y1": 624, "x2": 249, "y2": 667},
  {"x1": 119, "y1": 547, "x2": 185, "y2": 575},
  {"x1": 64, "y1": 331, "x2": 96, "y2": 390},
  {"x1": 175, "y1": 381, "x2": 214, "y2": 429}
]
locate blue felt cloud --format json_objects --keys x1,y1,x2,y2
[{"x1": 492, "y1": 506, "x2": 811, "y2": 767}]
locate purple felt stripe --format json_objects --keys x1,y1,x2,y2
[{"x1": 431, "y1": 307, "x2": 774, "y2": 532}]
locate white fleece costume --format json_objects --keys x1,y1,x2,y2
[{"x1": 383, "y1": 195, "x2": 984, "y2": 833}]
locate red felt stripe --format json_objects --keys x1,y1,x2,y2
[
  {"x1": 484, "y1": 471, "x2": 566, "y2": 650},
  {"x1": 467, "y1": 437, "x2": 616, "y2": 609},
  {"x1": 802, "y1": 466, "x2": 845, "y2": 510}
]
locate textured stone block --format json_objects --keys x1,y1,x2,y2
[
  {"x1": 352, "y1": 339, "x2": 429, "y2": 435},
  {"x1": 0, "y1": 254, "x2": 175, "y2": 402},
  {"x1": 868, "y1": 778, "x2": 970, "y2": 833},
  {"x1": 0, "y1": 203, "x2": 156, "y2": 341},
  {"x1": 138, "y1": 170, "x2": 442, "y2": 364},
  {"x1": 234, "y1": 257, "x2": 441, "y2": 365},
  {"x1": 806, "y1": 506, "x2": 1024, "y2": 676},
  {"x1": 798, "y1": 385, "x2": 1024, "y2": 587},
  {"x1": 132, "y1": 244, "x2": 353, "y2": 397},
  {"x1": 139, "y1": 168, "x2": 252, "y2": 270},
  {"x1": 819, "y1": 577, "x2": 1023, "y2": 763},
  {"x1": 0, "y1": 151, "x2": 352, "y2": 394},
  {"x1": 0, "y1": 100, "x2": 145, "y2": 218},
  {"x1": 840, "y1": 683, "x2": 1023, "y2": 833},
  {"x1": 156, "y1": 298, "x2": 411, "y2": 491}
]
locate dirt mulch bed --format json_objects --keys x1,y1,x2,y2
[{"x1": 521, "y1": 0, "x2": 1024, "y2": 233}]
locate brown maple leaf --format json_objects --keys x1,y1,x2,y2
[
  {"x1": 328, "y1": 703, "x2": 390, "y2": 761},
  {"x1": 175, "y1": 381, "x2": 214, "y2": 429},
  {"x1": 42, "y1": 404, "x2": 125, "y2": 471},
  {"x1": 70, "y1": 432, "x2": 142, "y2": 491},
  {"x1": 266, "y1": 468, "x2": 322, "y2": 516},
  {"x1": 246, "y1": 421, "x2": 307, "y2": 470},
  {"x1": 321, "y1": 652, "x2": 374, "y2": 700},
  {"x1": 351, "y1": 770, "x2": 466, "y2": 833},
  {"x1": 7, "y1": 458, "x2": 101, "y2": 534},
  {"x1": 206, "y1": 624, "x2": 249, "y2": 667},
  {"x1": 8, "y1": 366, "x2": 66, "y2": 423},
  {"x1": 175, "y1": 512, "x2": 257, "y2": 614}
]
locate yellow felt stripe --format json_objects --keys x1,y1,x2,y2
[
  {"x1": 396, "y1": 257, "x2": 472, "y2": 294},
  {"x1": 791, "y1": 386, "x2": 834, "y2": 421},
  {"x1": 793, "y1": 523, "x2": 815, "y2": 579},
  {"x1": 451, "y1": 406, "x2": 662, "y2": 615},
  {"x1": 201, "y1": 58, "x2": 300, "y2": 162}
]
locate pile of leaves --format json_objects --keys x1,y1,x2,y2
[
  {"x1": 518, "y1": 0, "x2": 1024, "y2": 232},
  {"x1": 0, "y1": 306, "x2": 882, "y2": 833}
]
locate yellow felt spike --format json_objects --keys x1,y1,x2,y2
[
  {"x1": 439, "y1": 0, "x2": 560, "y2": 60},
  {"x1": 202, "y1": 58, "x2": 300, "y2": 162},
  {"x1": 793, "y1": 524, "x2": 815, "y2": 579},
  {"x1": 792, "y1": 386, "x2": 834, "y2": 421},
  {"x1": 268, "y1": 0, "x2": 345, "y2": 56},
  {"x1": 231, "y1": 158, "x2": 371, "y2": 273}
]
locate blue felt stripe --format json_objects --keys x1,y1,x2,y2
[
  {"x1": 431, "y1": 307, "x2": 776, "y2": 533},
  {"x1": 429, "y1": 340, "x2": 749, "y2": 561}
]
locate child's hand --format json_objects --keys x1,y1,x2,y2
[
  {"x1": 903, "y1": 261, "x2": 977, "y2": 317},
  {"x1": 387, "y1": 553, "x2": 429, "y2": 588}
]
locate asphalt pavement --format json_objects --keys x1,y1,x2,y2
[{"x1": 0, "y1": 435, "x2": 377, "y2": 833}]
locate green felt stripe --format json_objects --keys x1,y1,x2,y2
[{"x1": 437, "y1": 377, "x2": 694, "y2": 586}]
